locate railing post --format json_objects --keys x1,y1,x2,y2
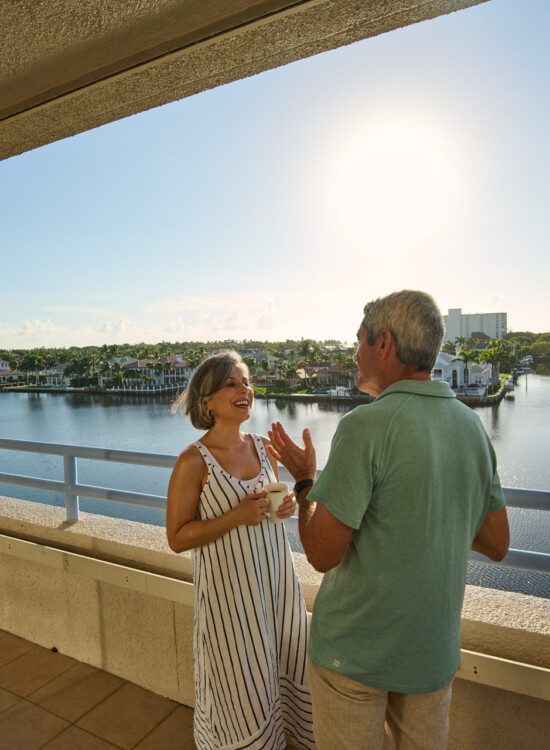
[{"x1": 63, "y1": 452, "x2": 80, "y2": 521}]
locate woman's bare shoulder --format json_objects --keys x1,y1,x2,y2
[{"x1": 172, "y1": 444, "x2": 205, "y2": 477}]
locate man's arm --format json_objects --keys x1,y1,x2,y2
[
  {"x1": 296, "y1": 486, "x2": 353, "y2": 573},
  {"x1": 267, "y1": 421, "x2": 354, "y2": 572},
  {"x1": 471, "y1": 507, "x2": 509, "y2": 561}
]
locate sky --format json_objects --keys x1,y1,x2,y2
[{"x1": 1, "y1": 0, "x2": 549, "y2": 349}]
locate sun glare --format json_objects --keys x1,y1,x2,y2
[{"x1": 329, "y1": 112, "x2": 456, "y2": 254}]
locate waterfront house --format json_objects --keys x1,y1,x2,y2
[
  {"x1": 0, "y1": 368, "x2": 21, "y2": 385},
  {"x1": 316, "y1": 364, "x2": 356, "y2": 389},
  {"x1": 112, "y1": 356, "x2": 193, "y2": 391},
  {"x1": 43, "y1": 363, "x2": 70, "y2": 388},
  {"x1": 432, "y1": 352, "x2": 493, "y2": 393}
]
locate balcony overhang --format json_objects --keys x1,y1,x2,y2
[{"x1": 0, "y1": 0, "x2": 487, "y2": 161}]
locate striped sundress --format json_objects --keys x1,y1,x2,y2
[{"x1": 192, "y1": 434, "x2": 316, "y2": 750}]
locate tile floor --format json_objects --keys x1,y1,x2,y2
[{"x1": 0, "y1": 630, "x2": 195, "y2": 749}]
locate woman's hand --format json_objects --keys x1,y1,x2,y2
[
  {"x1": 232, "y1": 491, "x2": 269, "y2": 527},
  {"x1": 276, "y1": 493, "x2": 297, "y2": 520},
  {"x1": 267, "y1": 422, "x2": 317, "y2": 482}
]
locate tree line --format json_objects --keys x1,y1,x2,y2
[
  {"x1": 0, "y1": 339, "x2": 357, "y2": 391},
  {"x1": 1, "y1": 331, "x2": 548, "y2": 390}
]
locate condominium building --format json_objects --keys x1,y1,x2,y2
[{"x1": 443, "y1": 308, "x2": 507, "y2": 342}]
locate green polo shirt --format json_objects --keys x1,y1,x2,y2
[{"x1": 308, "y1": 379, "x2": 505, "y2": 693}]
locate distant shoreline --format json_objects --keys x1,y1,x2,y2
[{"x1": 0, "y1": 384, "x2": 510, "y2": 407}]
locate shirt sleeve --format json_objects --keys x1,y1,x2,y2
[{"x1": 308, "y1": 412, "x2": 375, "y2": 530}]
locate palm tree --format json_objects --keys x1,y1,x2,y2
[
  {"x1": 242, "y1": 356, "x2": 256, "y2": 375},
  {"x1": 281, "y1": 361, "x2": 297, "y2": 388},
  {"x1": 480, "y1": 340, "x2": 509, "y2": 388},
  {"x1": 88, "y1": 353, "x2": 100, "y2": 386},
  {"x1": 99, "y1": 360, "x2": 112, "y2": 388},
  {"x1": 452, "y1": 347, "x2": 479, "y2": 387},
  {"x1": 109, "y1": 362, "x2": 123, "y2": 388},
  {"x1": 296, "y1": 339, "x2": 322, "y2": 367},
  {"x1": 7, "y1": 353, "x2": 20, "y2": 372},
  {"x1": 260, "y1": 359, "x2": 272, "y2": 383},
  {"x1": 340, "y1": 352, "x2": 357, "y2": 388},
  {"x1": 20, "y1": 351, "x2": 45, "y2": 385},
  {"x1": 441, "y1": 340, "x2": 456, "y2": 355},
  {"x1": 186, "y1": 346, "x2": 206, "y2": 369}
]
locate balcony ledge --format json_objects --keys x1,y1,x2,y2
[
  {"x1": 0, "y1": 495, "x2": 549, "y2": 749},
  {"x1": 0, "y1": 494, "x2": 548, "y2": 670}
]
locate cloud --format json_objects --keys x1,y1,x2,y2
[
  {"x1": 20, "y1": 318, "x2": 57, "y2": 334},
  {"x1": 97, "y1": 319, "x2": 131, "y2": 335},
  {"x1": 140, "y1": 292, "x2": 303, "y2": 340},
  {"x1": 1, "y1": 290, "x2": 359, "y2": 348},
  {"x1": 46, "y1": 305, "x2": 123, "y2": 317}
]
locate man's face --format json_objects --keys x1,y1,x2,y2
[{"x1": 354, "y1": 324, "x2": 374, "y2": 392}]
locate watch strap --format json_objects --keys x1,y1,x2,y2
[{"x1": 293, "y1": 478, "x2": 314, "y2": 495}]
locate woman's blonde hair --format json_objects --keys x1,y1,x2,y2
[{"x1": 172, "y1": 349, "x2": 248, "y2": 429}]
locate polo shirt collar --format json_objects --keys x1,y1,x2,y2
[{"x1": 377, "y1": 379, "x2": 456, "y2": 400}]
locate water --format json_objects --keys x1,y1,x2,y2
[{"x1": 0, "y1": 374, "x2": 548, "y2": 597}]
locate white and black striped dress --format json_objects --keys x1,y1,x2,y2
[{"x1": 192, "y1": 434, "x2": 316, "y2": 750}]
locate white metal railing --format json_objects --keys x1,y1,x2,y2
[
  {"x1": 0, "y1": 438, "x2": 173, "y2": 521},
  {"x1": 0, "y1": 438, "x2": 548, "y2": 574}
]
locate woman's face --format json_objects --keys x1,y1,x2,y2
[{"x1": 206, "y1": 365, "x2": 253, "y2": 424}]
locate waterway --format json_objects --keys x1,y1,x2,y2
[{"x1": 0, "y1": 374, "x2": 548, "y2": 597}]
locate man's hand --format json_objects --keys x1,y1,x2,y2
[{"x1": 267, "y1": 422, "x2": 317, "y2": 481}]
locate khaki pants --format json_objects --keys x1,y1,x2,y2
[{"x1": 308, "y1": 661, "x2": 452, "y2": 750}]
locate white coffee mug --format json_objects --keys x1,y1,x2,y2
[{"x1": 263, "y1": 482, "x2": 288, "y2": 523}]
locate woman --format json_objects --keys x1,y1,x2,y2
[{"x1": 166, "y1": 350, "x2": 315, "y2": 750}]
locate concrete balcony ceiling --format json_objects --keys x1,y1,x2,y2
[{"x1": 0, "y1": 0, "x2": 486, "y2": 161}]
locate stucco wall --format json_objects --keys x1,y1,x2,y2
[{"x1": 0, "y1": 496, "x2": 548, "y2": 748}]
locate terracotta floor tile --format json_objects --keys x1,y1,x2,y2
[
  {"x1": 0, "y1": 686, "x2": 21, "y2": 714},
  {"x1": 0, "y1": 699, "x2": 68, "y2": 749},
  {"x1": 134, "y1": 705, "x2": 195, "y2": 749},
  {"x1": 0, "y1": 645, "x2": 76, "y2": 697},
  {"x1": 0, "y1": 631, "x2": 35, "y2": 668},
  {"x1": 41, "y1": 725, "x2": 121, "y2": 750},
  {"x1": 29, "y1": 662, "x2": 124, "y2": 722},
  {"x1": 76, "y1": 682, "x2": 176, "y2": 749}
]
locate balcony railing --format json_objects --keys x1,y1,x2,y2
[{"x1": 0, "y1": 437, "x2": 548, "y2": 574}]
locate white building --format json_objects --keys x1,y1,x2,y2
[
  {"x1": 43, "y1": 364, "x2": 71, "y2": 387},
  {"x1": 432, "y1": 352, "x2": 493, "y2": 393},
  {"x1": 443, "y1": 309, "x2": 507, "y2": 342}
]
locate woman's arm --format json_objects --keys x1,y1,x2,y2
[{"x1": 166, "y1": 446, "x2": 269, "y2": 552}]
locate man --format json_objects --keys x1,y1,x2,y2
[{"x1": 268, "y1": 290, "x2": 509, "y2": 749}]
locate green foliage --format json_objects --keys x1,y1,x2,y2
[
  {"x1": 441, "y1": 340, "x2": 456, "y2": 355},
  {"x1": 452, "y1": 347, "x2": 480, "y2": 366},
  {"x1": 3, "y1": 332, "x2": 548, "y2": 392}
]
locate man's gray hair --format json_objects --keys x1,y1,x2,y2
[
  {"x1": 362, "y1": 290, "x2": 444, "y2": 372},
  {"x1": 172, "y1": 349, "x2": 247, "y2": 429}
]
